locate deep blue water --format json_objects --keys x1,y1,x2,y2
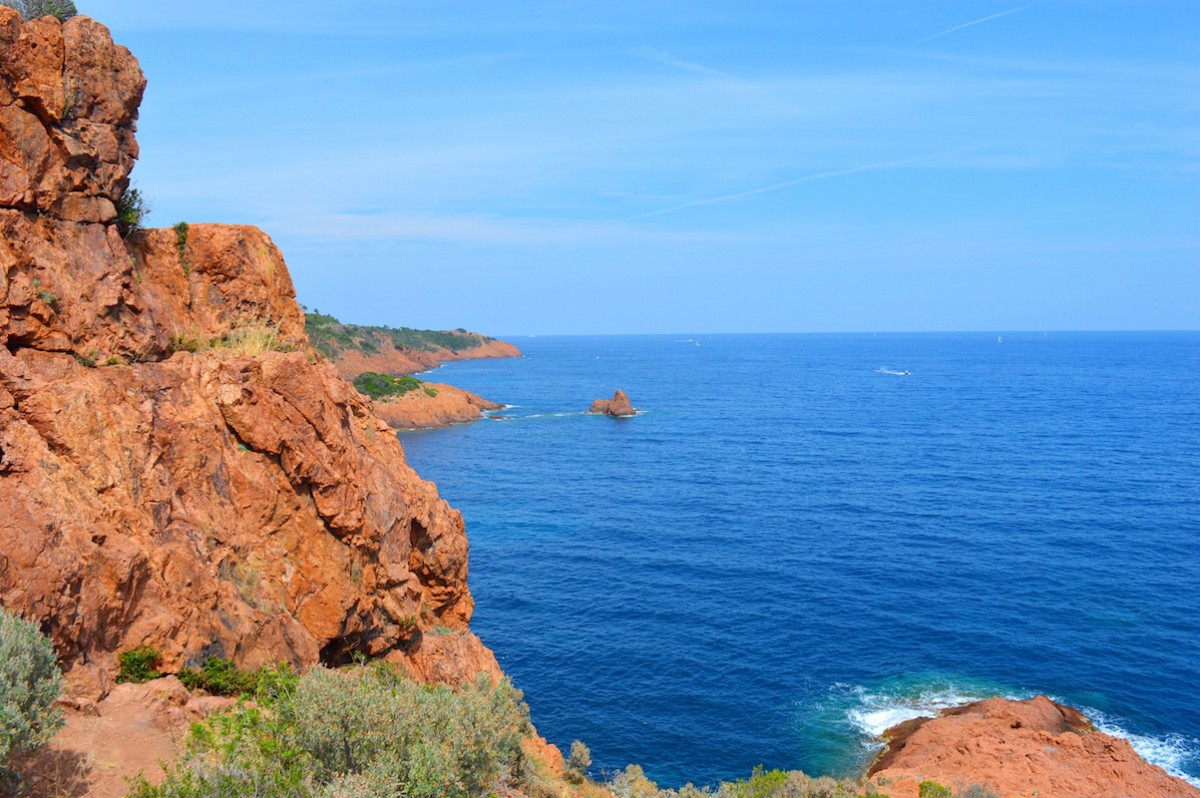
[{"x1": 398, "y1": 332, "x2": 1200, "y2": 788}]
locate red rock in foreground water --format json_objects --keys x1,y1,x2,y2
[{"x1": 868, "y1": 695, "x2": 1200, "y2": 798}]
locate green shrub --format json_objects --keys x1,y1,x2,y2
[
  {"x1": 566, "y1": 740, "x2": 591, "y2": 775},
  {"x1": 423, "y1": 385, "x2": 439, "y2": 398},
  {"x1": 173, "y1": 221, "x2": 191, "y2": 275},
  {"x1": 169, "y1": 331, "x2": 202, "y2": 353},
  {"x1": 609, "y1": 764, "x2": 662, "y2": 798},
  {"x1": 133, "y1": 665, "x2": 530, "y2": 798},
  {"x1": 0, "y1": 0, "x2": 77, "y2": 20},
  {"x1": 177, "y1": 656, "x2": 296, "y2": 699},
  {"x1": 115, "y1": 185, "x2": 148, "y2": 236},
  {"x1": 919, "y1": 782, "x2": 952, "y2": 798},
  {"x1": 352, "y1": 371, "x2": 423, "y2": 400},
  {"x1": 117, "y1": 644, "x2": 162, "y2": 684},
  {"x1": 955, "y1": 788, "x2": 1001, "y2": 798},
  {"x1": 127, "y1": 701, "x2": 313, "y2": 798},
  {"x1": 0, "y1": 607, "x2": 64, "y2": 777},
  {"x1": 718, "y1": 767, "x2": 788, "y2": 798}
]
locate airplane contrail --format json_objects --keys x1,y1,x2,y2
[
  {"x1": 918, "y1": 5, "x2": 1032, "y2": 43},
  {"x1": 627, "y1": 143, "x2": 995, "y2": 221}
]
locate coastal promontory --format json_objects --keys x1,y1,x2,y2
[{"x1": 867, "y1": 696, "x2": 1200, "y2": 798}]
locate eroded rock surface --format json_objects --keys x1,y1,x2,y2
[
  {"x1": 0, "y1": 8, "x2": 143, "y2": 222},
  {"x1": 0, "y1": 10, "x2": 500, "y2": 698},
  {"x1": 868, "y1": 696, "x2": 1200, "y2": 798},
  {"x1": 588, "y1": 388, "x2": 635, "y2": 417}
]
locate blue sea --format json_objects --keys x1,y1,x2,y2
[{"x1": 398, "y1": 332, "x2": 1200, "y2": 788}]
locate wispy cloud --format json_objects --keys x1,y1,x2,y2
[
  {"x1": 262, "y1": 211, "x2": 747, "y2": 247},
  {"x1": 632, "y1": 46, "x2": 732, "y2": 78},
  {"x1": 918, "y1": 5, "x2": 1032, "y2": 43},
  {"x1": 627, "y1": 144, "x2": 999, "y2": 220}
]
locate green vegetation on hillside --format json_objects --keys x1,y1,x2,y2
[
  {"x1": 304, "y1": 310, "x2": 495, "y2": 361},
  {"x1": 129, "y1": 665, "x2": 530, "y2": 798},
  {"x1": 353, "y1": 371, "x2": 424, "y2": 400}
]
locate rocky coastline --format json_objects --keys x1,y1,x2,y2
[
  {"x1": 308, "y1": 310, "x2": 521, "y2": 429},
  {"x1": 867, "y1": 696, "x2": 1200, "y2": 798},
  {"x1": 0, "y1": 9, "x2": 1195, "y2": 798}
]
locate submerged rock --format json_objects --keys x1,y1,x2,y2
[{"x1": 588, "y1": 388, "x2": 635, "y2": 417}]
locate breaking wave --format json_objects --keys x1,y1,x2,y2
[{"x1": 821, "y1": 676, "x2": 1200, "y2": 786}]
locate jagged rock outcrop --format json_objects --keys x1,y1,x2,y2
[
  {"x1": 0, "y1": 9, "x2": 143, "y2": 223},
  {"x1": 0, "y1": 10, "x2": 500, "y2": 698},
  {"x1": 868, "y1": 696, "x2": 1200, "y2": 798},
  {"x1": 588, "y1": 388, "x2": 635, "y2": 417}
]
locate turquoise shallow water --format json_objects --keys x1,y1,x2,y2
[{"x1": 398, "y1": 332, "x2": 1200, "y2": 788}]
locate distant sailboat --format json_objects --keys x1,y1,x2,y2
[{"x1": 997, "y1": 335, "x2": 1003, "y2": 344}]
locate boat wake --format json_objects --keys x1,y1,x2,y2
[{"x1": 875, "y1": 368, "x2": 910, "y2": 376}]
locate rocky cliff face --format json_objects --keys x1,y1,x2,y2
[
  {"x1": 868, "y1": 696, "x2": 1200, "y2": 798},
  {"x1": 0, "y1": 8, "x2": 500, "y2": 698}
]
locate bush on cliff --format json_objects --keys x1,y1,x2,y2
[
  {"x1": 352, "y1": 371, "x2": 424, "y2": 400},
  {"x1": 607, "y1": 765, "x2": 860, "y2": 798},
  {"x1": 117, "y1": 644, "x2": 163, "y2": 684},
  {"x1": 0, "y1": 0, "x2": 77, "y2": 21},
  {"x1": 0, "y1": 607, "x2": 64, "y2": 784},
  {"x1": 130, "y1": 664, "x2": 531, "y2": 798},
  {"x1": 115, "y1": 185, "x2": 149, "y2": 236},
  {"x1": 177, "y1": 656, "x2": 297, "y2": 699}
]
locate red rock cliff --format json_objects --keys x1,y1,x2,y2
[
  {"x1": 0, "y1": 9, "x2": 500, "y2": 697},
  {"x1": 868, "y1": 696, "x2": 1200, "y2": 798}
]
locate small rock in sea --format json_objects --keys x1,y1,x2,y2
[{"x1": 587, "y1": 389, "x2": 636, "y2": 417}]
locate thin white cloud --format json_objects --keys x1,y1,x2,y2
[
  {"x1": 263, "y1": 211, "x2": 748, "y2": 248},
  {"x1": 627, "y1": 144, "x2": 998, "y2": 221},
  {"x1": 632, "y1": 46, "x2": 732, "y2": 78},
  {"x1": 918, "y1": 5, "x2": 1032, "y2": 44}
]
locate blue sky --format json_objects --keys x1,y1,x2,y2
[{"x1": 82, "y1": 1, "x2": 1198, "y2": 334}]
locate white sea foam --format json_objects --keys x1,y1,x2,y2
[
  {"x1": 874, "y1": 367, "x2": 908, "y2": 376},
  {"x1": 1071, "y1": 705, "x2": 1200, "y2": 788},
  {"x1": 838, "y1": 681, "x2": 1200, "y2": 786},
  {"x1": 844, "y1": 683, "x2": 1004, "y2": 739}
]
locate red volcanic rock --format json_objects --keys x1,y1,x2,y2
[
  {"x1": 0, "y1": 11, "x2": 499, "y2": 698},
  {"x1": 370, "y1": 381, "x2": 503, "y2": 430},
  {"x1": 588, "y1": 388, "x2": 635, "y2": 417},
  {"x1": 867, "y1": 696, "x2": 1200, "y2": 798},
  {"x1": 330, "y1": 336, "x2": 520, "y2": 382},
  {"x1": 0, "y1": 9, "x2": 144, "y2": 221}
]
